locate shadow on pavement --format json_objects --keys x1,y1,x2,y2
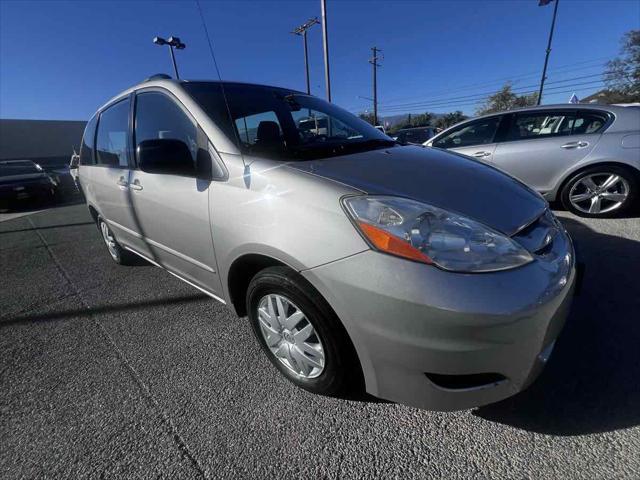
[
  {"x1": 474, "y1": 217, "x2": 640, "y2": 435},
  {"x1": 1, "y1": 293, "x2": 208, "y2": 329},
  {"x1": 0, "y1": 221, "x2": 94, "y2": 234}
]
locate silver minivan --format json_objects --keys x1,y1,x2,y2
[
  {"x1": 79, "y1": 77, "x2": 576, "y2": 411},
  {"x1": 425, "y1": 105, "x2": 640, "y2": 217}
]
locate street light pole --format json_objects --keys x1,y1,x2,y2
[
  {"x1": 153, "y1": 36, "x2": 186, "y2": 80},
  {"x1": 537, "y1": 0, "x2": 560, "y2": 105},
  {"x1": 168, "y1": 45, "x2": 179, "y2": 79},
  {"x1": 320, "y1": 0, "x2": 331, "y2": 102},
  {"x1": 292, "y1": 18, "x2": 319, "y2": 95}
]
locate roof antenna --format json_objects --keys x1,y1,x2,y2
[{"x1": 194, "y1": 0, "x2": 247, "y2": 172}]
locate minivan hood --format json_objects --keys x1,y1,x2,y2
[{"x1": 288, "y1": 146, "x2": 546, "y2": 235}]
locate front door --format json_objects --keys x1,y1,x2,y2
[
  {"x1": 128, "y1": 90, "x2": 223, "y2": 297},
  {"x1": 431, "y1": 115, "x2": 502, "y2": 164}
]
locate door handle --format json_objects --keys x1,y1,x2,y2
[
  {"x1": 473, "y1": 151, "x2": 491, "y2": 158},
  {"x1": 129, "y1": 179, "x2": 143, "y2": 191},
  {"x1": 561, "y1": 141, "x2": 589, "y2": 149},
  {"x1": 116, "y1": 176, "x2": 128, "y2": 187}
]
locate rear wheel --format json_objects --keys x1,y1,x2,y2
[
  {"x1": 97, "y1": 216, "x2": 138, "y2": 265},
  {"x1": 246, "y1": 266, "x2": 361, "y2": 396},
  {"x1": 561, "y1": 166, "x2": 638, "y2": 217}
]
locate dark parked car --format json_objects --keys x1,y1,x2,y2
[
  {"x1": 393, "y1": 126, "x2": 437, "y2": 145},
  {"x1": 0, "y1": 160, "x2": 58, "y2": 209}
]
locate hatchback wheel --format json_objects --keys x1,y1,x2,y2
[
  {"x1": 247, "y1": 266, "x2": 361, "y2": 396},
  {"x1": 97, "y1": 216, "x2": 138, "y2": 265},
  {"x1": 561, "y1": 166, "x2": 638, "y2": 217}
]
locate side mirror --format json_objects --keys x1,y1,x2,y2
[{"x1": 137, "y1": 139, "x2": 195, "y2": 177}]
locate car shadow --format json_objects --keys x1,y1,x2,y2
[{"x1": 474, "y1": 216, "x2": 640, "y2": 435}]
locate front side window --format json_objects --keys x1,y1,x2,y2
[
  {"x1": 183, "y1": 82, "x2": 393, "y2": 160},
  {"x1": 80, "y1": 114, "x2": 98, "y2": 165},
  {"x1": 96, "y1": 100, "x2": 129, "y2": 168},
  {"x1": 235, "y1": 110, "x2": 282, "y2": 146},
  {"x1": 134, "y1": 92, "x2": 198, "y2": 168},
  {"x1": 506, "y1": 111, "x2": 574, "y2": 141},
  {"x1": 433, "y1": 117, "x2": 500, "y2": 148}
]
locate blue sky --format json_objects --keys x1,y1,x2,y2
[{"x1": 1, "y1": 0, "x2": 638, "y2": 121}]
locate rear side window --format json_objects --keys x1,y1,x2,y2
[
  {"x1": 506, "y1": 111, "x2": 575, "y2": 141},
  {"x1": 96, "y1": 99, "x2": 130, "y2": 168},
  {"x1": 134, "y1": 92, "x2": 198, "y2": 168},
  {"x1": 79, "y1": 114, "x2": 98, "y2": 165},
  {"x1": 434, "y1": 117, "x2": 500, "y2": 148}
]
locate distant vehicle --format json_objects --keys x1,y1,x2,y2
[
  {"x1": 69, "y1": 153, "x2": 80, "y2": 182},
  {"x1": 425, "y1": 104, "x2": 640, "y2": 217},
  {"x1": 0, "y1": 160, "x2": 58, "y2": 209},
  {"x1": 79, "y1": 77, "x2": 576, "y2": 411},
  {"x1": 393, "y1": 126, "x2": 437, "y2": 145}
]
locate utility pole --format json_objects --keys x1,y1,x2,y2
[
  {"x1": 292, "y1": 18, "x2": 319, "y2": 95},
  {"x1": 153, "y1": 36, "x2": 186, "y2": 79},
  {"x1": 537, "y1": 0, "x2": 560, "y2": 105},
  {"x1": 320, "y1": 0, "x2": 331, "y2": 102},
  {"x1": 369, "y1": 47, "x2": 382, "y2": 126}
]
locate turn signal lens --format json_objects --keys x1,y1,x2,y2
[{"x1": 358, "y1": 222, "x2": 433, "y2": 264}]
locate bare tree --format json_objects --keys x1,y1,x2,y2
[{"x1": 604, "y1": 30, "x2": 640, "y2": 102}]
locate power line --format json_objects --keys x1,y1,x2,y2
[
  {"x1": 376, "y1": 56, "x2": 612, "y2": 106},
  {"x1": 377, "y1": 79, "x2": 606, "y2": 113},
  {"x1": 378, "y1": 76, "x2": 608, "y2": 112},
  {"x1": 375, "y1": 85, "x2": 608, "y2": 114}
]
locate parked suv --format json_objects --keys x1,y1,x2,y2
[
  {"x1": 425, "y1": 104, "x2": 640, "y2": 217},
  {"x1": 79, "y1": 78, "x2": 576, "y2": 411}
]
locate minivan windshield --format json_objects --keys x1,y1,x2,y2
[{"x1": 183, "y1": 82, "x2": 395, "y2": 160}]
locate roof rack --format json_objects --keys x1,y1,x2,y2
[{"x1": 144, "y1": 73, "x2": 172, "y2": 82}]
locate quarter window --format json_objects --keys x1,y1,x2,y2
[
  {"x1": 134, "y1": 92, "x2": 198, "y2": 168},
  {"x1": 571, "y1": 111, "x2": 608, "y2": 135},
  {"x1": 95, "y1": 100, "x2": 130, "y2": 168},
  {"x1": 433, "y1": 117, "x2": 500, "y2": 148}
]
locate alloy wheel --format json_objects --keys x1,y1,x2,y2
[
  {"x1": 257, "y1": 294, "x2": 325, "y2": 379},
  {"x1": 569, "y1": 173, "x2": 629, "y2": 215}
]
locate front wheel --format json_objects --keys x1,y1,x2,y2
[
  {"x1": 561, "y1": 166, "x2": 638, "y2": 217},
  {"x1": 246, "y1": 266, "x2": 361, "y2": 396}
]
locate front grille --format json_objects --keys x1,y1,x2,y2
[{"x1": 512, "y1": 209, "x2": 560, "y2": 254}]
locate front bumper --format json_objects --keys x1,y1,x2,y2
[{"x1": 302, "y1": 226, "x2": 576, "y2": 411}]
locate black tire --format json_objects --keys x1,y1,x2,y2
[
  {"x1": 246, "y1": 266, "x2": 362, "y2": 397},
  {"x1": 96, "y1": 216, "x2": 139, "y2": 265},
  {"x1": 561, "y1": 165, "x2": 638, "y2": 218}
]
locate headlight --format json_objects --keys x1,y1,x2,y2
[{"x1": 343, "y1": 195, "x2": 533, "y2": 273}]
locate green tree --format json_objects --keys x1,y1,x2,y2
[
  {"x1": 435, "y1": 111, "x2": 468, "y2": 130},
  {"x1": 604, "y1": 29, "x2": 640, "y2": 102},
  {"x1": 358, "y1": 112, "x2": 376, "y2": 125},
  {"x1": 476, "y1": 83, "x2": 538, "y2": 116}
]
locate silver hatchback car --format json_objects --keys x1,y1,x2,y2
[
  {"x1": 79, "y1": 77, "x2": 576, "y2": 411},
  {"x1": 425, "y1": 104, "x2": 640, "y2": 218}
]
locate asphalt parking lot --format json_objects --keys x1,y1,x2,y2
[{"x1": 1, "y1": 203, "x2": 639, "y2": 479}]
